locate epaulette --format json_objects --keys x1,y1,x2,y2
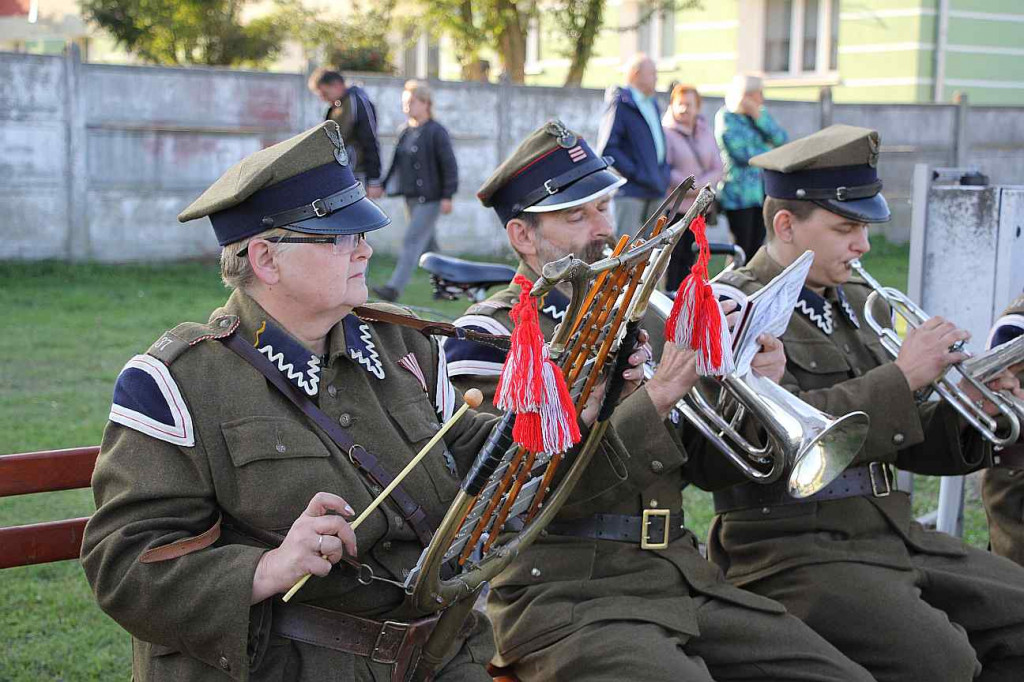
[{"x1": 147, "y1": 315, "x2": 240, "y2": 366}]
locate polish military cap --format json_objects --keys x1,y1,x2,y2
[
  {"x1": 478, "y1": 120, "x2": 625, "y2": 226},
  {"x1": 751, "y1": 124, "x2": 890, "y2": 223},
  {"x1": 178, "y1": 121, "x2": 390, "y2": 245}
]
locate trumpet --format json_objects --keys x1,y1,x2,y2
[
  {"x1": 647, "y1": 289, "x2": 869, "y2": 498},
  {"x1": 849, "y1": 260, "x2": 1020, "y2": 447}
]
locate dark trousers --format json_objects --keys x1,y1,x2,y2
[
  {"x1": 745, "y1": 543, "x2": 1024, "y2": 682},
  {"x1": 724, "y1": 206, "x2": 765, "y2": 265}
]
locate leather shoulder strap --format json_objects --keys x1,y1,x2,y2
[{"x1": 220, "y1": 334, "x2": 435, "y2": 546}]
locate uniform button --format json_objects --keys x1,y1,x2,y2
[
  {"x1": 416, "y1": 179, "x2": 423, "y2": 187},
  {"x1": 393, "y1": 516, "x2": 404, "y2": 528},
  {"x1": 328, "y1": 385, "x2": 338, "y2": 398},
  {"x1": 530, "y1": 567, "x2": 542, "y2": 579},
  {"x1": 381, "y1": 541, "x2": 392, "y2": 551},
  {"x1": 218, "y1": 656, "x2": 231, "y2": 671},
  {"x1": 892, "y1": 432, "x2": 905, "y2": 445},
  {"x1": 853, "y1": 367, "x2": 863, "y2": 376},
  {"x1": 275, "y1": 444, "x2": 286, "y2": 453},
  {"x1": 411, "y1": 145, "x2": 419, "y2": 152},
  {"x1": 413, "y1": 163, "x2": 421, "y2": 169},
  {"x1": 809, "y1": 360, "x2": 818, "y2": 369},
  {"x1": 843, "y1": 343, "x2": 851, "y2": 353},
  {"x1": 650, "y1": 460, "x2": 664, "y2": 473},
  {"x1": 649, "y1": 499, "x2": 659, "y2": 508},
  {"x1": 761, "y1": 507, "x2": 771, "y2": 515},
  {"x1": 339, "y1": 413, "x2": 353, "y2": 427}
]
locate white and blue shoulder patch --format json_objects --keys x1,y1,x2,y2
[{"x1": 109, "y1": 354, "x2": 195, "y2": 447}]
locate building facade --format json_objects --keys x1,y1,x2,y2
[{"x1": 513, "y1": 0, "x2": 1024, "y2": 106}]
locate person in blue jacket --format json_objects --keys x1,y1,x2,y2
[{"x1": 597, "y1": 54, "x2": 670, "y2": 236}]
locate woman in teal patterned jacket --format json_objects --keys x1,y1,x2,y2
[{"x1": 714, "y1": 74, "x2": 787, "y2": 260}]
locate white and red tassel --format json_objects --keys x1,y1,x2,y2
[
  {"x1": 665, "y1": 215, "x2": 735, "y2": 376},
  {"x1": 495, "y1": 274, "x2": 580, "y2": 454}
]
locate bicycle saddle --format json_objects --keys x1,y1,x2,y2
[{"x1": 418, "y1": 253, "x2": 517, "y2": 288}]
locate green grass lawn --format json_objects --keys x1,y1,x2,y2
[{"x1": 0, "y1": 239, "x2": 985, "y2": 680}]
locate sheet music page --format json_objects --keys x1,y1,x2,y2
[{"x1": 729, "y1": 250, "x2": 815, "y2": 375}]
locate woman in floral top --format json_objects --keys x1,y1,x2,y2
[{"x1": 714, "y1": 74, "x2": 788, "y2": 261}]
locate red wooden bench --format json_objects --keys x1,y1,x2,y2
[{"x1": 0, "y1": 446, "x2": 100, "y2": 569}]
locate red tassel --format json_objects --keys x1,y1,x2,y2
[
  {"x1": 665, "y1": 216, "x2": 734, "y2": 376},
  {"x1": 495, "y1": 274, "x2": 581, "y2": 453},
  {"x1": 495, "y1": 275, "x2": 545, "y2": 413}
]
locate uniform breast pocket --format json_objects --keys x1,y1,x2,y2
[
  {"x1": 786, "y1": 341, "x2": 852, "y2": 390},
  {"x1": 387, "y1": 396, "x2": 460, "y2": 500},
  {"x1": 221, "y1": 416, "x2": 335, "y2": 530}
]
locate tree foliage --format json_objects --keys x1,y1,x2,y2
[
  {"x1": 79, "y1": 0, "x2": 285, "y2": 67},
  {"x1": 278, "y1": 0, "x2": 396, "y2": 74}
]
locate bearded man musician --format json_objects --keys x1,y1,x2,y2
[{"x1": 443, "y1": 120, "x2": 873, "y2": 681}]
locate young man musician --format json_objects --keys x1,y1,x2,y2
[
  {"x1": 710, "y1": 124, "x2": 1024, "y2": 682},
  {"x1": 444, "y1": 120, "x2": 874, "y2": 681}
]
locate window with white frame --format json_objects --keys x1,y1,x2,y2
[
  {"x1": 636, "y1": 5, "x2": 675, "y2": 59},
  {"x1": 763, "y1": 0, "x2": 838, "y2": 75}
]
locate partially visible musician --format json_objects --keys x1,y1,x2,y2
[
  {"x1": 983, "y1": 295, "x2": 1024, "y2": 566},
  {"x1": 445, "y1": 120, "x2": 873, "y2": 681},
  {"x1": 709, "y1": 123, "x2": 1024, "y2": 681}
]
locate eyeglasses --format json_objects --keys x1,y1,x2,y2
[{"x1": 237, "y1": 232, "x2": 367, "y2": 257}]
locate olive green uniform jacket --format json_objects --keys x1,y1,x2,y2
[
  {"x1": 445, "y1": 264, "x2": 784, "y2": 668},
  {"x1": 81, "y1": 290, "x2": 496, "y2": 681},
  {"x1": 708, "y1": 248, "x2": 994, "y2": 584},
  {"x1": 983, "y1": 294, "x2": 1024, "y2": 567}
]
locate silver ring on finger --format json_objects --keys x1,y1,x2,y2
[{"x1": 317, "y1": 534, "x2": 324, "y2": 555}]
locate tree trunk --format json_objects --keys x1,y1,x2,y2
[
  {"x1": 495, "y1": 0, "x2": 527, "y2": 84},
  {"x1": 564, "y1": 0, "x2": 603, "y2": 87}
]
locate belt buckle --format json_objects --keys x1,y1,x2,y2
[
  {"x1": 640, "y1": 509, "x2": 671, "y2": 550},
  {"x1": 311, "y1": 198, "x2": 328, "y2": 218},
  {"x1": 544, "y1": 179, "x2": 557, "y2": 195},
  {"x1": 372, "y1": 620, "x2": 409, "y2": 664},
  {"x1": 869, "y1": 461, "x2": 891, "y2": 497}
]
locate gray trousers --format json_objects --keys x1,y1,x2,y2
[
  {"x1": 387, "y1": 198, "x2": 442, "y2": 295},
  {"x1": 612, "y1": 195, "x2": 660, "y2": 236}
]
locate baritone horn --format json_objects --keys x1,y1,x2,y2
[
  {"x1": 647, "y1": 289, "x2": 869, "y2": 498},
  {"x1": 849, "y1": 259, "x2": 1020, "y2": 447}
]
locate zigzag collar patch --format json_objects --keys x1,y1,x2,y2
[
  {"x1": 795, "y1": 286, "x2": 859, "y2": 335},
  {"x1": 344, "y1": 315, "x2": 386, "y2": 380},
  {"x1": 253, "y1": 319, "x2": 321, "y2": 396},
  {"x1": 538, "y1": 287, "x2": 570, "y2": 323}
]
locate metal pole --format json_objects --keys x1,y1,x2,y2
[
  {"x1": 953, "y1": 91, "x2": 970, "y2": 168},
  {"x1": 818, "y1": 86, "x2": 833, "y2": 129}
]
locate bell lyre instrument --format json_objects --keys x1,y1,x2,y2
[
  {"x1": 850, "y1": 259, "x2": 1020, "y2": 447},
  {"x1": 403, "y1": 178, "x2": 709, "y2": 615}
]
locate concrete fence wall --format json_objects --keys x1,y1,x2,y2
[{"x1": 2, "y1": 47, "x2": 1023, "y2": 262}]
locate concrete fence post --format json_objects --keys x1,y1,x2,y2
[
  {"x1": 953, "y1": 91, "x2": 969, "y2": 167},
  {"x1": 818, "y1": 86, "x2": 833, "y2": 129},
  {"x1": 64, "y1": 43, "x2": 89, "y2": 262},
  {"x1": 496, "y1": 72, "x2": 513, "y2": 167}
]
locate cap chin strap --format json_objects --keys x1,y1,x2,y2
[
  {"x1": 793, "y1": 180, "x2": 882, "y2": 202},
  {"x1": 509, "y1": 156, "x2": 610, "y2": 217},
  {"x1": 259, "y1": 183, "x2": 366, "y2": 229}
]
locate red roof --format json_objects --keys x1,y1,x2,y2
[{"x1": 0, "y1": 0, "x2": 30, "y2": 17}]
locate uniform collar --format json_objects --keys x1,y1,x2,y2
[
  {"x1": 746, "y1": 248, "x2": 860, "y2": 335},
  {"x1": 219, "y1": 291, "x2": 323, "y2": 397},
  {"x1": 516, "y1": 261, "x2": 571, "y2": 325}
]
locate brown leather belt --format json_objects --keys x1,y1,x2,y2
[
  {"x1": 713, "y1": 462, "x2": 902, "y2": 514},
  {"x1": 995, "y1": 443, "x2": 1024, "y2": 469},
  {"x1": 271, "y1": 601, "x2": 439, "y2": 681}
]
